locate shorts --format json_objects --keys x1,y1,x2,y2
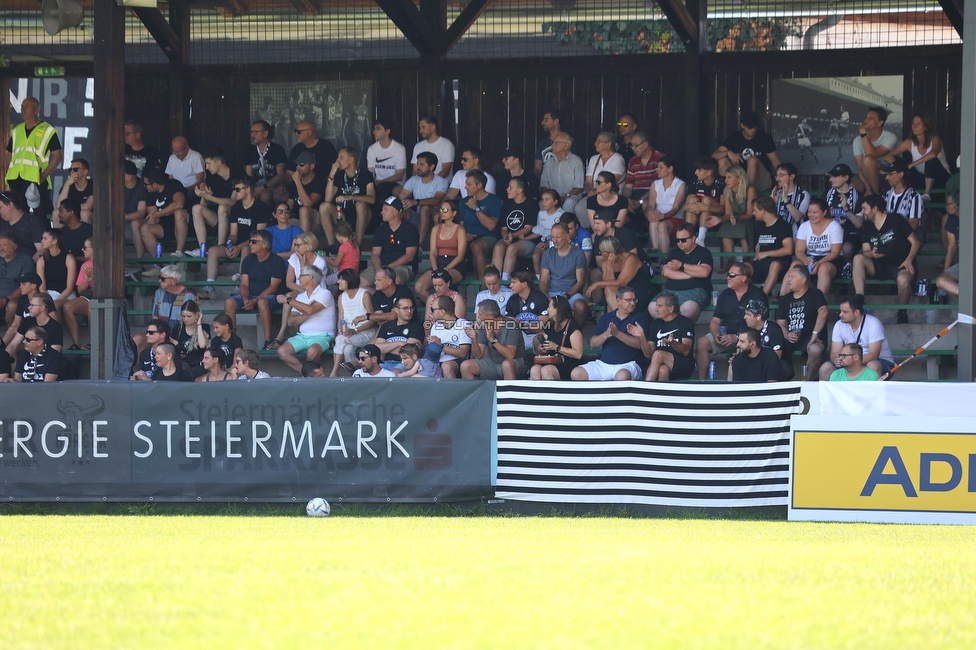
[
  {"x1": 548, "y1": 291, "x2": 586, "y2": 306},
  {"x1": 872, "y1": 260, "x2": 912, "y2": 282},
  {"x1": 877, "y1": 357, "x2": 896, "y2": 375},
  {"x1": 811, "y1": 255, "x2": 844, "y2": 275},
  {"x1": 47, "y1": 289, "x2": 76, "y2": 301},
  {"x1": 750, "y1": 257, "x2": 790, "y2": 285},
  {"x1": 230, "y1": 294, "x2": 279, "y2": 311},
  {"x1": 361, "y1": 265, "x2": 415, "y2": 286},
  {"x1": 157, "y1": 214, "x2": 176, "y2": 240},
  {"x1": 651, "y1": 348, "x2": 696, "y2": 380},
  {"x1": 704, "y1": 331, "x2": 736, "y2": 354},
  {"x1": 519, "y1": 240, "x2": 538, "y2": 256},
  {"x1": 944, "y1": 263, "x2": 959, "y2": 280},
  {"x1": 380, "y1": 360, "x2": 407, "y2": 372},
  {"x1": 656, "y1": 287, "x2": 709, "y2": 312},
  {"x1": 286, "y1": 332, "x2": 334, "y2": 354},
  {"x1": 435, "y1": 255, "x2": 468, "y2": 278},
  {"x1": 475, "y1": 355, "x2": 527, "y2": 380},
  {"x1": 471, "y1": 235, "x2": 499, "y2": 251},
  {"x1": 577, "y1": 359, "x2": 643, "y2": 381}
]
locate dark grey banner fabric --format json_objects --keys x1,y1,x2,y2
[{"x1": 0, "y1": 380, "x2": 493, "y2": 502}]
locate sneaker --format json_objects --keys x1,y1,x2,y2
[
  {"x1": 140, "y1": 265, "x2": 161, "y2": 277},
  {"x1": 921, "y1": 193, "x2": 932, "y2": 203},
  {"x1": 184, "y1": 249, "x2": 203, "y2": 258},
  {"x1": 200, "y1": 285, "x2": 216, "y2": 300},
  {"x1": 840, "y1": 262, "x2": 853, "y2": 279},
  {"x1": 231, "y1": 273, "x2": 241, "y2": 282},
  {"x1": 897, "y1": 309, "x2": 909, "y2": 324},
  {"x1": 171, "y1": 250, "x2": 185, "y2": 257},
  {"x1": 695, "y1": 235, "x2": 706, "y2": 247}
]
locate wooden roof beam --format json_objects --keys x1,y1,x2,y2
[
  {"x1": 374, "y1": 0, "x2": 438, "y2": 56},
  {"x1": 655, "y1": 0, "x2": 698, "y2": 49},
  {"x1": 440, "y1": 0, "x2": 491, "y2": 55},
  {"x1": 938, "y1": 0, "x2": 963, "y2": 38},
  {"x1": 131, "y1": 7, "x2": 183, "y2": 64},
  {"x1": 288, "y1": 0, "x2": 319, "y2": 15}
]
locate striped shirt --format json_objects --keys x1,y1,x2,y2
[
  {"x1": 824, "y1": 185, "x2": 861, "y2": 235},
  {"x1": 885, "y1": 187, "x2": 923, "y2": 225},
  {"x1": 625, "y1": 150, "x2": 665, "y2": 192},
  {"x1": 775, "y1": 184, "x2": 811, "y2": 229}
]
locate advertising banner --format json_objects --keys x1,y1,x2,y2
[
  {"x1": 0, "y1": 380, "x2": 493, "y2": 502},
  {"x1": 790, "y1": 416, "x2": 976, "y2": 524}
]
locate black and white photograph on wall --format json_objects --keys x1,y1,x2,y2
[
  {"x1": 772, "y1": 76, "x2": 903, "y2": 176},
  {"x1": 250, "y1": 81, "x2": 373, "y2": 165}
]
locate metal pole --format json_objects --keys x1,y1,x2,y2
[{"x1": 957, "y1": 2, "x2": 975, "y2": 381}]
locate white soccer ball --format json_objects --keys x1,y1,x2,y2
[{"x1": 306, "y1": 497, "x2": 331, "y2": 517}]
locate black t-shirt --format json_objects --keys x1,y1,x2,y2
[
  {"x1": 758, "y1": 319, "x2": 785, "y2": 353},
  {"x1": 125, "y1": 144, "x2": 164, "y2": 178},
  {"x1": 230, "y1": 200, "x2": 272, "y2": 245},
  {"x1": 15, "y1": 346, "x2": 62, "y2": 381},
  {"x1": 332, "y1": 168, "x2": 375, "y2": 207},
  {"x1": 154, "y1": 366, "x2": 195, "y2": 382},
  {"x1": 124, "y1": 183, "x2": 148, "y2": 215},
  {"x1": 721, "y1": 130, "x2": 778, "y2": 173},
  {"x1": 204, "y1": 171, "x2": 234, "y2": 201},
  {"x1": 288, "y1": 172, "x2": 327, "y2": 209},
  {"x1": 945, "y1": 214, "x2": 959, "y2": 239},
  {"x1": 0, "y1": 214, "x2": 45, "y2": 253},
  {"x1": 66, "y1": 180, "x2": 93, "y2": 207},
  {"x1": 288, "y1": 140, "x2": 338, "y2": 172},
  {"x1": 376, "y1": 319, "x2": 426, "y2": 361},
  {"x1": 174, "y1": 322, "x2": 211, "y2": 364},
  {"x1": 373, "y1": 221, "x2": 420, "y2": 269},
  {"x1": 18, "y1": 316, "x2": 64, "y2": 347},
  {"x1": 210, "y1": 334, "x2": 244, "y2": 360},
  {"x1": 714, "y1": 285, "x2": 767, "y2": 335},
  {"x1": 732, "y1": 347, "x2": 782, "y2": 382},
  {"x1": 648, "y1": 315, "x2": 696, "y2": 357},
  {"x1": 241, "y1": 253, "x2": 286, "y2": 296},
  {"x1": 505, "y1": 288, "x2": 550, "y2": 329},
  {"x1": 150, "y1": 179, "x2": 187, "y2": 212},
  {"x1": 690, "y1": 178, "x2": 725, "y2": 201},
  {"x1": 860, "y1": 214, "x2": 914, "y2": 266},
  {"x1": 372, "y1": 285, "x2": 416, "y2": 319},
  {"x1": 136, "y1": 346, "x2": 157, "y2": 377},
  {"x1": 586, "y1": 194, "x2": 629, "y2": 223},
  {"x1": 62, "y1": 222, "x2": 93, "y2": 259},
  {"x1": 244, "y1": 142, "x2": 289, "y2": 185},
  {"x1": 778, "y1": 289, "x2": 827, "y2": 339},
  {"x1": 7, "y1": 126, "x2": 62, "y2": 155},
  {"x1": 753, "y1": 218, "x2": 793, "y2": 258},
  {"x1": 664, "y1": 245, "x2": 714, "y2": 293},
  {"x1": 0, "y1": 348, "x2": 12, "y2": 376},
  {"x1": 500, "y1": 198, "x2": 536, "y2": 234}
]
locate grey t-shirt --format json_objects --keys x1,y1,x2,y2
[
  {"x1": 541, "y1": 245, "x2": 587, "y2": 296},
  {"x1": 476, "y1": 317, "x2": 526, "y2": 364}
]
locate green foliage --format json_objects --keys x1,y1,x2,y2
[
  {"x1": 542, "y1": 19, "x2": 681, "y2": 54},
  {"x1": 708, "y1": 17, "x2": 803, "y2": 51}
]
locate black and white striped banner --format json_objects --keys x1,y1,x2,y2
[{"x1": 495, "y1": 381, "x2": 803, "y2": 507}]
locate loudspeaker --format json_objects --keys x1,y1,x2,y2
[{"x1": 41, "y1": 0, "x2": 84, "y2": 36}]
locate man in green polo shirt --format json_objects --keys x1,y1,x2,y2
[
  {"x1": 829, "y1": 343, "x2": 880, "y2": 381},
  {"x1": 6, "y1": 97, "x2": 63, "y2": 219}
]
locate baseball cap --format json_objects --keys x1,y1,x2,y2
[
  {"x1": 590, "y1": 211, "x2": 613, "y2": 222},
  {"x1": 501, "y1": 148, "x2": 524, "y2": 161},
  {"x1": 885, "y1": 159, "x2": 909, "y2": 175},
  {"x1": 124, "y1": 161, "x2": 138, "y2": 176},
  {"x1": 384, "y1": 195, "x2": 404, "y2": 211},
  {"x1": 826, "y1": 163, "x2": 852, "y2": 178},
  {"x1": 360, "y1": 344, "x2": 382, "y2": 360},
  {"x1": 17, "y1": 272, "x2": 43, "y2": 286},
  {"x1": 744, "y1": 299, "x2": 768, "y2": 319},
  {"x1": 295, "y1": 151, "x2": 316, "y2": 166},
  {"x1": 25, "y1": 183, "x2": 41, "y2": 210}
]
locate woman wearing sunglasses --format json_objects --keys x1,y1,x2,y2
[{"x1": 414, "y1": 199, "x2": 467, "y2": 302}]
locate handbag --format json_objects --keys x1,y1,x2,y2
[{"x1": 533, "y1": 320, "x2": 570, "y2": 365}]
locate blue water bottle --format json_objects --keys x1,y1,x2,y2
[
  {"x1": 155, "y1": 243, "x2": 162, "y2": 258},
  {"x1": 708, "y1": 362, "x2": 716, "y2": 380}
]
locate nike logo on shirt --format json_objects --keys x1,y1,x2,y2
[{"x1": 375, "y1": 157, "x2": 393, "y2": 163}]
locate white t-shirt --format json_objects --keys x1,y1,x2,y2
[
  {"x1": 352, "y1": 367, "x2": 396, "y2": 377},
  {"x1": 831, "y1": 314, "x2": 894, "y2": 363},
  {"x1": 294, "y1": 285, "x2": 336, "y2": 336},
  {"x1": 586, "y1": 153, "x2": 626, "y2": 180},
  {"x1": 238, "y1": 370, "x2": 272, "y2": 380},
  {"x1": 287, "y1": 253, "x2": 328, "y2": 288},
  {"x1": 403, "y1": 174, "x2": 450, "y2": 200},
  {"x1": 367, "y1": 140, "x2": 407, "y2": 183},
  {"x1": 475, "y1": 288, "x2": 513, "y2": 313},
  {"x1": 852, "y1": 130, "x2": 898, "y2": 157},
  {"x1": 165, "y1": 149, "x2": 205, "y2": 188},
  {"x1": 796, "y1": 219, "x2": 843, "y2": 257},
  {"x1": 532, "y1": 209, "x2": 564, "y2": 239},
  {"x1": 428, "y1": 318, "x2": 472, "y2": 363},
  {"x1": 411, "y1": 136, "x2": 455, "y2": 173},
  {"x1": 449, "y1": 169, "x2": 496, "y2": 196}
]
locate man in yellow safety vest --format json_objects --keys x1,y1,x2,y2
[{"x1": 5, "y1": 97, "x2": 64, "y2": 219}]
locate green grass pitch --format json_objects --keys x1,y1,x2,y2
[{"x1": 2, "y1": 512, "x2": 975, "y2": 649}]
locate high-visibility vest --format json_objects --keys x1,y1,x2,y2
[{"x1": 6, "y1": 122, "x2": 58, "y2": 189}]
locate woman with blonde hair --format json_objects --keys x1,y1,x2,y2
[{"x1": 703, "y1": 165, "x2": 755, "y2": 272}]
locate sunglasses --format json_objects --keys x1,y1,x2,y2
[
  {"x1": 837, "y1": 353, "x2": 857, "y2": 358},
  {"x1": 249, "y1": 239, "x2": 261, "y2": 244},
  {"x1": 357, "y1": 356, "x2": 370, "y2": 361},
  {"x1": 23, "y1": 337, "x2": 39, "y2": 343},
  {"x1": 275, "y1": 208, "x2": 290, "y2": 214},
  {"x1": 70, "y1": 167, "x2": 83, "y2": 172},
  {"x1": 617, "y1": 122, "x2": 629, "y2": 127},
  {"x1": 159, "y1": 276, "x2": 173, "y2": 282},
  {"x1": 294, "y1": 128, "x2": 308, "y2": 134},
  {"x1": 675, "y1": 236, "x2": 692, "y2": 243},
  {"x1": 389, "y1": 234, "x2": 396, "y2": 244},
  {"x1": 439, "y1": 207, "x2": 452, "y2": 213},
  {"x1": 727, "y1": 272, "x2": 742, "y2": 278},
  {"x1": 233, "y1": 186, "x2": 247, "y2": 192},
  {"x1": 146, "y1": 330, "x2": 161, "y2": 335}
]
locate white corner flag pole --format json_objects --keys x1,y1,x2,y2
[{"x1": 881, "y1": 314, "x2": 975, "y2": 380}]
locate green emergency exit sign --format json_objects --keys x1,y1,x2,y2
[{"x1": 34, "y1": 66, "x2": 66, "y2": 77}]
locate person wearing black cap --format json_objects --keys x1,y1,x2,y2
[
  {"x1": 499, "y1": 149, "x2": 538, "y2": 202},
  {"x1": 0, "y1": 234, "x2": 34, "y2": 325},
  {"x1": 824, "y1": 163, "x2": 862, "y2": 276},
  {"x1": 124, "y1": 160, "x2": 150, "y2": 259},
  {"x1": 712, "y1": 110, "x2": 780, "y2": 194},
  {"x1": 360, "y1": 196, "x2": 420, "y2": 288},
  {"x1": 3, "y1": 271, "x2": 43, "y2": 348},
  {"x1": 883, "y1": 159, "x2": 924, "y2": 231},
  {"x1": 351, "y1": 344, "x2": 395, "y2": 377},
  {"x1": 286, "y1": 150, "x2": 326, "y2": 233}
]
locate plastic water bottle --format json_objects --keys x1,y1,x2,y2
[
  {"x1": 155, "y1": 243, "x2": 162, "y2": 258},
  {"x1": 708, "y1": 362, "x2": 716, "y2": 380},
  {"x1": 807, "y1": 259, "x2": 815, "y2": 273},
  {"x1": 339, "y1": 319, "x2": 347, "y2": 333},
  {"x1": 712, "y1": 290, "x2": 719, "y2": 307},
  {"x1": 200, "y1": 242, "x2": 207, "y2": 257},
  {"x1": 226, "y1": 239, "x2": 234, "y2": 253},
  {"x1": 719, "y1": 325, "x2": 728, "y2": 338},
  {"x1": 336, "y1": 205, "x2": 344, "y2": 220}
]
